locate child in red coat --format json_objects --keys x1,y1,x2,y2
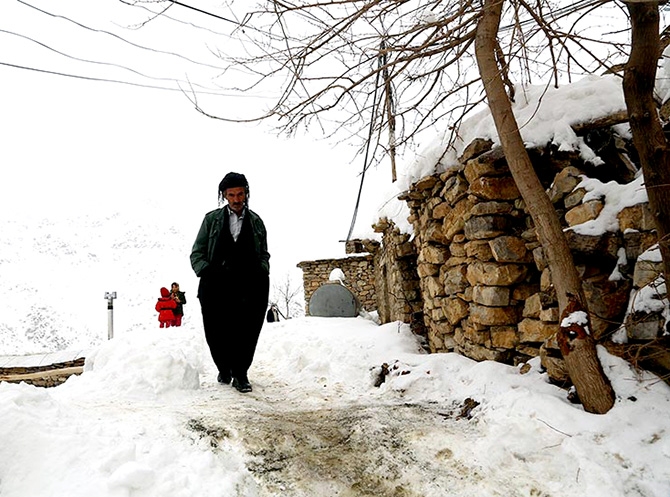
[{"x1": 156, "y1": 287, "x2": 177, "y2": 328}]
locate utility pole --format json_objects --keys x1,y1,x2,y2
[{"x1": 104, "y1": 292, "x2": 117, "y2": 340}]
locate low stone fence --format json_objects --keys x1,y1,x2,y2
[{"x1": 297, "y1": 253, "x2": 376, "y2": 315}]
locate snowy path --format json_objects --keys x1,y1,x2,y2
[
  {"x1": 4, "y1": 317, "x2": 668, "y2": 497},
  {"x1": 111, "y1": 373, "x2": 550, "y2": 497},
  {"x1": 44, "y1": 354, "x2": 550, "y2": 497}
]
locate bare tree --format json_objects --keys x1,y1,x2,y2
[
  {"x1": 475, "y1": 0, "x2": 614, "y2": 414},
  {"x1": 623, "y1": 0, "x2": 670, "y2": 289},
  {"x1": 196, "y1": 1, "x2": 629, "y2": 165},
  {"x1": 272, "y1": 273, "x2": 304, "y2": 319}
]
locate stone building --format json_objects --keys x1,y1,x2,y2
[{"x1": 298, "y1": 130, "x2": 668, "y2": 381}]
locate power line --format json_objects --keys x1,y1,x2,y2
[
  {"x1": 162, "y1": 0, "x2": 240, "y2": 25},
  {"x1": 346, "y1": 42, "x2": 384, "y2": 242},
  {"x1": 17, "y1": 0, "x2": 228, "y2": 72},
  {"x1": 1, "y1": 28, "x2": 219, "y2": 92},
  {"x1": 0, "y1": 60, "x2": 182, "y2": 90},
  {"x1": 0, "y1": 60, "x2": 233, "y2": 96}
]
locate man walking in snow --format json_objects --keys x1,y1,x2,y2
[{"x1": 190, "y1": 172, "x2": 270, "y2": 393}]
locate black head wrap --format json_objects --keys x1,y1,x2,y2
[{"x1": 218, "y1": 172, "x2": 248, "y2": 193}]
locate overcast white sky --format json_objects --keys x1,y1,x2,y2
[{"x1": 0, "y1": 0, "x2": 397, "y2": 284}]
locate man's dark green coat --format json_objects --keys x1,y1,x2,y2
[{"x1": 190, "y1": 207, "x2": 270, "y2": 279}]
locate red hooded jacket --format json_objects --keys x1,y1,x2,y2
[{"x1": 156, "y1": 287, "x2": 177, "y2": 324}]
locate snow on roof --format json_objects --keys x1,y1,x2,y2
[{"x1": 363, "y1": 73, "x2": 650, "y2": 241}]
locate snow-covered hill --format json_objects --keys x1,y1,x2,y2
[{"x1": 0, "y1": 204, "x2": 198, "y2": 355}]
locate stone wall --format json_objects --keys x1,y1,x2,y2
[
  {"x1": 297, "y1": 252, "x2": 376, "y2": 315},
  {"x1": 370, "y1": 221, "x2": 425, "y2": 336},
  {"x1": 395, "y1": 136, "x2": 662, "y2": 367}
]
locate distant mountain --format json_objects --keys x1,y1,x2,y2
[{"x1": 0, "y1": 205, "x2": 198, "y2": 355}]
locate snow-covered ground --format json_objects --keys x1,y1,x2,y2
[{"x1": 2, "y1": 314, "x2": 670, "y2": 497}]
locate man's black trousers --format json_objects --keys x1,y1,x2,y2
[{"x1": 198, "y1": 273, "x2": 269, "y2": 379}]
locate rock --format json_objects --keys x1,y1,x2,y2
[
  {"x1": 626, "y1": 311, "x2": 665, "y2": 340},
  {"x1": 548, "y1": 166, "x2": 584, "y2": 203},
  {"x1": 623, "y1": 230, "x2": 658, "y2": 262},
  {"x1": 449, "y1": 240, "x2": 467, "y2": 257},
  {"x1": 425, "y1": 221, "x2": 449, "y2": 245},
  {"x1": 417, "y1": 263, "x2": 440, "y2": 278},
  {"x1": 469, "y1": 201, "x2": 514, "y2": 216},
  {"x1": 413, "y1": 175, "x2": 440, "y2": 191},
  {"x1": 490, "y1": 326, "x2": 519, "y2": 349},
  {"x1": 564, "y1": 230, "x2": 621, "y2": 263},
  {"x1": 441, "y1": 265, "x2": 469, "y2": 295},
  {"x1": 633, "y1": 258, "x2": 664, "y2": 289},
  {"x1": 467, "y1": 261, "x2": 529, "y2": 286},
  {"x1": 464, "y1": 215, "x2": 511, "y2": 240},
  {"x1": 518, "y1": 318, "x2": 559, "y2": 343},
  {"x1": 522, "y1": 293, "x2": 542, "y2": 318},
  {"x1": 458, "y1": 138, "x2": 494, "y2": 163},
  {"x1": 442, "y1": 196, "x2": 477, "y2": 240},
  {"x1": 420, "y1": 244, "x2": 450, "y2": 264},
  {"x1": 582, "y1": 274, "x2": 632, "y2": 339},
  {"x1": 565, "y1": 199, "x2": 604, "y2": 227},
  {"x1": 539, "y1": 307, "x2": 559, "y2": 322},
  {"x1": 531, "y1": 246, "x2": 547, "y2": 271},
  {"x1": 469, "y1": 304, "x2": 520, "y2": 326},
  {"x1": 457, "y1": 341, "x2": 509, "y2": 362},
  {"x1": 512, "y1": 283, "x2": 540, "y2": 303},
  {"x1": 564, "y1": 188, "x2": 586, "y2": 209},
  {"x1": 432, "y1": 201, "x2": 451, "y2": 219},
  {"x1": 442, "y1": 297, "x2": 470, "y2": 325},
  {"x1": 442, "y1": 175, "x2": 469, "y2": 205},
  {"x1": 465, "y1": 240, "x2": 494, "y2": 261},
  {"x1": 540, "y1": 344, "x2": 570, "y2": 385},
  {"x1": 472, "y1": 285, "x2": 510, "y2": 307},
  {"x1": 463, "y1": 148, "x2": 508, "y2": 182},
  {"x1": 459, "y1": 319, "x2": 490, "y2": 344},
  {"x1": 489, "y1": 236, "x2": 532, "y2": 263},
  {"x1": 423, "y1": 276, "x2": 445, "y2": 298},
  {"x1": 618, "y1": 203, "x2": 656, "y2": 232},
  {"x1": 540, "y1": 268, "x2": 553, "y2": 292},
  {"x1": 395, "y1": 241, "x2": 414, "y2": 258},
  {"x1": 469, "y1": 176, "x2": 520, "y2": 201}
]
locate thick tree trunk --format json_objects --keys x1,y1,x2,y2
[
  {"x1": 557, "y1": 297, "x2": 617, "y2": 414},
  {"x1": 623, "y1": 1, "x2": 670, "y2": 288},
  {"x1": 475, "y1": 0, "x2": 615, "y2": 414}
]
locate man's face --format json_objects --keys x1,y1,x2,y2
[
  {"x1": 223, "y1": 186, "x2": 246, "y2": 215},
  {"x1": 171, "y1": 284, "x2": 179, "y2": 292}
]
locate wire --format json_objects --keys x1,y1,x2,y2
[
  {"x1": 0, "y1": 60, "x2": 227, "y2": 94},
  {"x1": 17, "y1": 0, "x2": 228, "y2": 71},
  {"x1": 0, "y1": 28, "x2": 219, "y2": 92},
  {"x1": 346, "y1": 43, "x2": 384, "y2": 242},
  {"x1": 162, "y1": 0, "x2": 240, "y2": 25}
]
